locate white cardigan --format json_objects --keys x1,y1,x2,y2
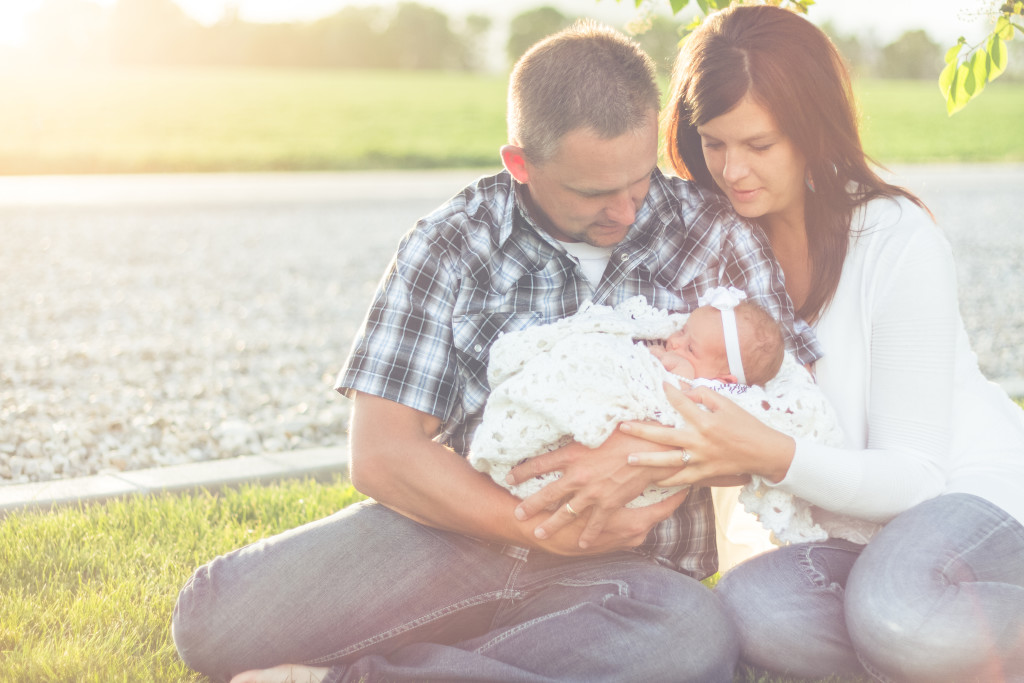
[{"x1": 772, "y1": 194, "x2": 1024, "y2": 534}]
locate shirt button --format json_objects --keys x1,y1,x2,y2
[
  {"x1": 474, "y1": 344, "x2": 483, "y2": 353},
  {"x1": 620, "y1": 253, "x2": 629, "y2": 261}
]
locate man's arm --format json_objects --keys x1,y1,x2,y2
[{"x1": 349, "y1": 392, "x2": 684, "y2": 555}]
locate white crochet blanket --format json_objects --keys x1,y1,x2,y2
[{"x1": 469, "y1": 296, "x2": 869, "y2": 545}]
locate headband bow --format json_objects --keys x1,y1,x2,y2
[{"x1": 697, "y1": 286, "x2": 747, "y2": 385}]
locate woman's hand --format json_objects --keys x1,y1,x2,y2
[
  {"x1": 507, "y1": 430, "x2": 685, "y2": 549},
  {"x1": 622, "y1": 383, "x2": 796, "y2": 486}
]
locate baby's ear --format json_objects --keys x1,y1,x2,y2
[{"x1": 718, "y1": 374, "x2": 739, "y2": 385}]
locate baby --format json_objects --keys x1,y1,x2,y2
[
  {"x1": 650, "y1": 298, "x2": 784, "y2": 390},
  {"x1": 468, "y1": 291, "x2": 846, "y2": 542}
]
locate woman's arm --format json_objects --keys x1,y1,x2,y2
[{"x1": 626, "y1": 209, "x2": 956, "y2": 523}]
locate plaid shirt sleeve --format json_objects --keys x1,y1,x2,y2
[{"x1": 336, "y1": 221, "x2": 462, "y2": 421}]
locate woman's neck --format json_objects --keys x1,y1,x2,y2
[{"x1": 762, "y1": 214, "x2": 812, "y2": 315}]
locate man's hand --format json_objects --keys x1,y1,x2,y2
[
  {"x1": 524, "y1": 488, "x2": 690, "y2": 555},
  {"x1": 507, "y1": 430, "x2": 686, "y2": 549}
]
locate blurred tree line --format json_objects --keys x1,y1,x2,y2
[{"x1": 16, "y1": 0, "x2": 1023, "y2": 80}]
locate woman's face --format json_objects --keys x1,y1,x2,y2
[{"x1": 696, "y1": 94, "x2": 807, "y2": 229}]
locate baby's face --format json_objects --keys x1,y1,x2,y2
[{"x1": 663, "y1": 307, "x2": 730, "y2": 379}]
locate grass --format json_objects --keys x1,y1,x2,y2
[
  {"x1": 6, "y1": 383, "x2": 1024, "y2": 683},
  {"x1": 0, "y1": 476, "x2": 366, "y2": 682},
  {"x1": 0, "y1": 66, "x2": 508, "y2": 174},
  {"x1": 857, "y1": 78, "x2": 1024, "y2": 163},
  {"x1": 0, "y1": 473, "x2": 871, "y2": 683},
  {"x1": 0, "y1": 65, "x2": 1020, "y2": 175}
]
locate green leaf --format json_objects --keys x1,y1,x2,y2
[
  {"x1": 996, "y1": 16, "x2": 1015, "y2": 39},
  {"x1": 965, "y1": 50, "x2": 986, "y2": 97},
  {"x1": 944, "y1": 41, "x2": 963, "y2": 65},
  {"x1": 945, "y1": 63, "x2": 971, "y2": 116},
  {"x1": 939, "y1": 60, "x2": 957, "y2": 97},
  {"x1": 696, "y1": 0, "x2": 710, "y2": 15},
  {"x1": 669, "y1": 0, "x2": 690, "y2": 13},
  {"x1": 988, "y1": 34, "x2": 1009, "y2": 79}
]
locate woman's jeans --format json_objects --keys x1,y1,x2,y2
[
  {"x1": 172, "y1": 499, "x2": 738, "y2": 682},
  {"x1": 715, "y1": 494, "x2": 1024, "y2": 682}
]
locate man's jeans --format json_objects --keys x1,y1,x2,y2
[
  {"x1": 173, "y1": 500, "x2": 738, "y2": 682},
  {"x1": 715, "y1": 493, "x2": 1024, "y2": 682}
]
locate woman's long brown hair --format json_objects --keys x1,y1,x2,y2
[{"x1": 663, "y1": 4, "x2": 925, "y2": 322}]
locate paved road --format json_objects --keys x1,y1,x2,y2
[
  {"x1": 1, "y1": 165, "x2": 1021, "y2": 485},
  {"x1": 1, "y1": 165, "x2": 1020, "y2": 400}
]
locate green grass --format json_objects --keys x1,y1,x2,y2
[
  {"x1": 0, "y1": 66, "x2": 1020, "y2": 175},
  {"x1": 0, "y1": 476, "x2": 366, "y2": 682},
  {"x1": 12, "y1": 417, "x2": 1024, "y2": 683},
  {"x1": 0, "y1": 66, "x2": 508, "y2": 174},
  {"x1": 857, "y1": 78, "x2": 1024, "y2": 163}
]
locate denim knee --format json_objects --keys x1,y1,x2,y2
[
  {"x1": 715, "y1": 542, "x2": 864, "y2": 678},
  {"x1": 635, "y1": 585, "x2": 738, "y2": 683},
  {"x1": 171, "y1": 562, "x2": 231, "y2": 682}
]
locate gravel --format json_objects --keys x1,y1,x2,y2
[{"x1": 1, "y1": 166, "x2": 1021, "y2": 485}]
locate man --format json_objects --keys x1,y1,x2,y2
[{"x1": 173, "y1": 21, "x2": 819, "y2": 683}]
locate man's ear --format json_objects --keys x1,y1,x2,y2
[{"x1": 500, "y1": 145, "x2": 530, "y2": 183}]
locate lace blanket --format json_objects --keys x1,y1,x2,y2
[{"x1": 469, "y1": 296, "x2": 873, "y2": 545}]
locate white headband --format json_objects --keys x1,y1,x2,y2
[{"x1": 697, "y1": 286, "x2": 747, "y2": 385}]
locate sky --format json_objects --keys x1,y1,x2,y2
[{"x1": 0, "y1": 0, "x2": 1000, "y2": 50}]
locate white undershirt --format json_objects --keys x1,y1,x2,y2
[{"x1": 560, "y1": 240, "x2": 614, "y2": 289}]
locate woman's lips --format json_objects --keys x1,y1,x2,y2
[{"x1": 730, "y1": 187, "x2": 761, "y2": 202}]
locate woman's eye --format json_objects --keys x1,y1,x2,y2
[
  {"x1": 701, "y1": 140, "x2": 722, "y2": 150},
  {"x1": 751, "y1": 143, "x2": 774, "y2": 152}
]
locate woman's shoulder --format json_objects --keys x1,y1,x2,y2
[{"x1": 849, "y1": 192, "x2": 943, "y2": 253}]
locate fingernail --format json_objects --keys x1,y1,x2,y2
[
  {"x1": 534, "y1": 528, "x2": 547, "y2": 539},
  {"x1": 619, "y1": 423, "x2": 632, "y2": 432},
  {"x1": 578, "y1": 540, "x2": 589, "y2": 549},
  {"x1": 514, "y1": 507, "x2": 526, "y2": 521},
  {"x1": 505, "y1": 473, "x2": 515, "y2": 484},
  {"x1": 627, "y1": 455, "x2": 637, "y2": 464}
]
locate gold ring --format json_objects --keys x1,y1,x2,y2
[{"x1": 565, "y1": 501, "x2": 579, "y2": 517}]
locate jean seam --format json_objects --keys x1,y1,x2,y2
[
  {"x1": 305, "y1": 589, "x2": 516, "y2": 665},
  {"x1": 473, "y1": 580, "x2": 630, "y2": 655}
]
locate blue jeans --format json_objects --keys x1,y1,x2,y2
[
  {"x1": 715, "y1": 494, "x2": 1024, "y2": 682},
  {"x1": 173, "y1": 500, "x2": 738, "y2": 682}
]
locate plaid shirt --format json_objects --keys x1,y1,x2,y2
[{"x1": 337, "y1": 169, "x2": 820, "y2": 578}]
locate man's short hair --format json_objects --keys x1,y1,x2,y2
[{"x1": 507, "y1": 20, "x2": 660, "y2": 164}]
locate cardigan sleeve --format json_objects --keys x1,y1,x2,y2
[{"x1": 770, "y1": 201, "x2": 954, "y2": 522}]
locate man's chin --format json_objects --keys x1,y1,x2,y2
[{"x1": 585, "y1": 226, "x2": 630, "y2": 248}]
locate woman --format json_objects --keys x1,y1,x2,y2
[{"x1": 624, "y1": 5, "x2": 1024, "y2": 681}]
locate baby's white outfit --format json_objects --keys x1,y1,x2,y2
[{"x1": 468, "y1": 296, "x2": 850, "y2": 545}]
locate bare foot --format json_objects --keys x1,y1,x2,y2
[{"x1": 229, "y1": 664, "x2": 330, "y2": 683}]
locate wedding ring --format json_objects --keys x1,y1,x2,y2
[
  {"x1": 680, "y1": 451, "x2": 692, "y2": 465},
  {"x1": 565, "y1": 501, "x2": 579, "y2": 517}
]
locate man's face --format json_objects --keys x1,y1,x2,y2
[{"x1": 519, "y1": 111, "x2": 659, "y2": 248}]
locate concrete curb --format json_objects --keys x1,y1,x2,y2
[{"x1": 0, "y1": 446, "x2": 349, "y2": 516}]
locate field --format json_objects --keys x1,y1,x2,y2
[{"x1": 0, "y1": 65, "x2": 1021, "y2": 175}]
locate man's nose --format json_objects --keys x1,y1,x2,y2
[{"x1": 604, "y1": 191, "x2": 638, "y2": 226}]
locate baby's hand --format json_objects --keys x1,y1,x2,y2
[{"x1": 650, "y1": 346, "x2": 695, "y2": 379}]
